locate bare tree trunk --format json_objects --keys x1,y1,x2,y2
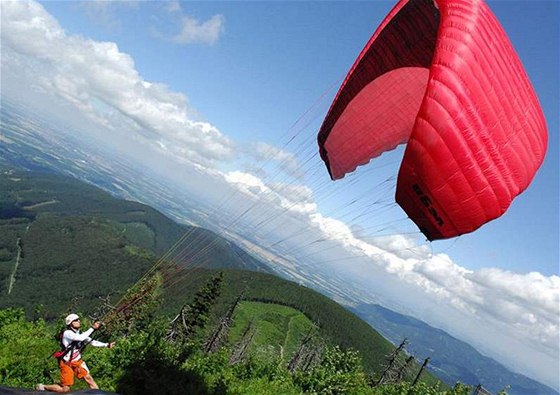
[
  {"x1": 397, "y1": 355, "x2": 415, "y2": 382},
  {"x1": 412, "y1": 357, "x2": 430, "y2": 387},
  {"x1": 375, "y1": 338, "x2": 408, "y2": 386},
  {"x1": 204, "y1": 294, "x2": 242, "y2": 353},
  {"x1": 229, "y1": 322, "x2": 256, "y2": 365},
  {"x1": 287, "y1": 329, "x2": 315, "y2": 373}
]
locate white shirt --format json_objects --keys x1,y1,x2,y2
[{"x1": 62, "y1": 328, "x2": 108, "y2": 362}]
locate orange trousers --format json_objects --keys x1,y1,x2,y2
[{"x1": 59, "y1": 359, "x2": 89, "y2": 386}]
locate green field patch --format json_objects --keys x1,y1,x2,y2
[
  {"x1": 124, "y1": 244, "x2": 155, "y2": 259},
  {"x1": 229, "y1": 301, "x2": 316, "y2": 360},
  {"x1": 121, "y1": 222, "x2": 155, "y2": 249}
]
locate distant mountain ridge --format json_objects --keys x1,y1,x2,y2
[{"x1": 352, "y1": 303, "x2": 558, "y2": 395}]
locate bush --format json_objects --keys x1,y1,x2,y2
[
  {"x1": 0, "y1": 309, "x2": 56, "y2": 388},
  {"x1": 294, "y1": 345, "x2": 371, "y2": 395}
]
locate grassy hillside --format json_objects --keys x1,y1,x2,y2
[{"x1": 229, "y1": 301, "x2": 317, "y2": 358}]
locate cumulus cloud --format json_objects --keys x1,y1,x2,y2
[
  {"x1": 322, "y1": 231, "x2": 559, "y2": 362},
  {"x1": 172, "y1": 14, "x2": 225, "y2": 45},
  {"x1": 1, "y1": 0, "x2": 233, "y2": 167},
  {"x1": 269, "y1": 183, "x2": 314, "y2": 205},
  {"x1": 224, "y1": 171, "x2": 268, "y2": 195},
  {"x1": 318, "y1": 239, "x2": 559, "y2": 380},
  {"x1": 151, "y1": 2, "x2": 225, "y2": 46},
  {"x1": 248, "y1": 142, "x2": 305, "y2": 179},
  {"x1": 224, "y1": 171, "x2": 316, "y2": 215}
]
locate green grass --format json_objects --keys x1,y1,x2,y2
[
  {"x1": 229, "y1": 301, "x2": 316, "y2": 359},
  {"x1": 121, "y1": 222, "x2": 156, "y2": 250}
]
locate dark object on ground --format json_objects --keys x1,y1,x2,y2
[{"x1": 0, "y1": 386, "x2": 119, "y2": 395}]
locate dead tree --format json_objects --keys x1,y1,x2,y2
[
  {"x1": 300, "y1": 339, "x2": 324, "y2": 372},
  {"x1": 397, "y1": 355, "x2": 415, "y2": 382},
  {"x1": 165, "y1": 304, "x2": 193, "y2": 343},
  {"x1": 287, "y1": 328, "x2": 316, "y2": 373},
  {"x1": 412, "y1": 357, "x2": 430, "y2": 387},
  {"x1": 229, "y1": 321, "x2": 256, "y2": 365},
  {"x1": 89, "y1": 294, "x2": 116, "y2": 322},
  {"x1": 473, "y1": 384, "x2": 493, "y2": 395},
  {"x1": 203, "y1": 294, "x2": 243, "y2": 353},
  {"x1": 375, "y1": 338, "x2": 409, "y2": 386}
]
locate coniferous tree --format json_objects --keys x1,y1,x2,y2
[{"x1": 166, "y1": 271, "x2": 224, "y2": 343}]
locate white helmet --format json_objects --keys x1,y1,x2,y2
[{"x1": 65, "y1": 313, "x2": 80, "y2": 326}]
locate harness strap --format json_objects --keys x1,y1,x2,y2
[{"x1": 60, "y1": 330, "x2": 92, "y2": 361}]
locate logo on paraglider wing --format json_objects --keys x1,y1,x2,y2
[{"x1": 412, "y1": 184, "x2": 444, "y2": 227}]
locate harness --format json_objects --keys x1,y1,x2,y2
[{"x1": 51, "y1": 329, "x2": 92, "y2": 362}]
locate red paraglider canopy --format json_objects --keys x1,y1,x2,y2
[{"x1": 318, "y1": 0, "x2": 547, "y2": 240}]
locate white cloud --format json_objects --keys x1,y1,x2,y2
[
  {"x1": 225, "y1": 171, "x2": 268, "y2": 194},
  {"x1": 340, "y1": 243, "x2": 559, "y2": 361},
  {"x1": 173, "y1": 14, "x2": 225, "y2": 45},
  {"x1": 1, "y1": 0, "x2": 234, "y2": 167},
  {"x1": 151, "y1": 2, "x2": 225, "y2": 46},
  {"x1": 249, "y1": 142, "x2": 305, "y2": 179},
  {"x1": 269, "y1": 183, "x2": 314, "y2": 205},
  {"x1": 224, "y1": 171, "x2": 316, "y2": 215},
  {"x1": 164, "y1": 1, "x2": 182, "y2": 14}
]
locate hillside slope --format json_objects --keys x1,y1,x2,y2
[
  {"x1": 0, "y1": 169, "x2": 271, "y2": 317},
  {"x1": 0, "y1": 169, "x2": 271, "y2": 266}
]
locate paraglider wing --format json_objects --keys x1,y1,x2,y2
[{"x1": 318, "y1": 0, "x2": 547, "y2": 240}]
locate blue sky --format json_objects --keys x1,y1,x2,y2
[{"x1": 1, "y1": 0, "x2": 558, "y2": 388}]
